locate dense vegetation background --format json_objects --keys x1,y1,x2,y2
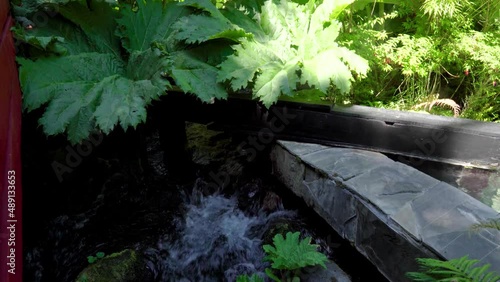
[
  {"x1": 11, "y1": 0, "x2": 500, "y2": 144},
  {"x1": 338, "y1": 0, "x2": 500, "y2": 122}
]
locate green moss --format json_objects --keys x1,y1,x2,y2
[{"x1": 75, "y1": 249, "x2": 147, "y2": 282}]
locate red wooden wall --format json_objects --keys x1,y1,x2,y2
[{"x1": 0, "y1": 0, "x2": 23, "y2": 281}]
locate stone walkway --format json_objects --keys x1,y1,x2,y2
[{"x1": 271, "y1": 140, "x2": 500, "y2": 282}]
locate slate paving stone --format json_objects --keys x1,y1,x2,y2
[
  {"x1": 300, "y1": 148, "x2": 394, "y2": 180},
  {"x1": 392, "y1": 183, "x2": 470, "y2": 241},
  {"x1": 302, "y1": 171, "x2": 357, "y2": 238},
  {"x1": 353, "y1": 202, "x2": 428, "y2": 281},
  {"x1": 479, "y1": 246, "x2": 500, "y2": 273},
  {"x1": 479, "y1": 227, "x2": 500, "y2": 246},
  {"x1": 271, "y1": 145, "x2": 305, "y2": 191},
  {"x1": 439, "y1": 231, "x2": 500, "y2": 263},
  {"x1": 272, "y1": 140, "x2": 500, "y2": 281},
  {"x1": 389, "y1": 202, "x2": 421, "y2": 242},
  {"x1": 278, "y1": 140, "x2": 330, "y2": 156},
  {"x1": 345, "y1": 164, "x2": 440, "y2": 215}
]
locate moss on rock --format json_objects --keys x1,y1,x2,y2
[{"x1": 75, "y1": 249, "x2": 149, "y2": 282}]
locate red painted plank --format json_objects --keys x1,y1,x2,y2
[
  {"x1": 0, "y1": 4, "x2": 23, "y2": 282},
  {"x1": 0, "y1": 1, "x2": 8, "y2": 30}
]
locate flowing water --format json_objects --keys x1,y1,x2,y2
[
  {"x1": 145, "y1": 187, "x2": 296, "y2": 281},
  {"x1": 22, "y1": 121, "x2": 388, "y2": 282}
]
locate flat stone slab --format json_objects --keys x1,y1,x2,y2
[{"x1": 271, "y1": 140, "x2": 500, "y2": 282}]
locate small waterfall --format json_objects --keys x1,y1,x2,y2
[{"x1": 145, "y1": 184, "x2": 296, "y2": 282}]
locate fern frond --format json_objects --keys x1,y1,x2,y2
[
  {"x1": 413, "y1": 98, "x2": 461, "y2": 117},
  {"x1": 470, "y1": 219, "x2": 500, "y2": 232},
  {"x1": 429, "y1": 99, "x2": 461, "y2": 117},
  {"x1": 407, "y1": 256, "x2": 500, "y2": 282}
]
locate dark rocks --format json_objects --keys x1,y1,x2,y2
[{"x1": 261, "y1": 191, "x2": 282, "y2": 213}]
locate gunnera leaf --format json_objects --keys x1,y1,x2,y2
[
  {"x1": 17, "y1": 0, "x2": 175, "y2": 143},
  {"x1": 116, "y1": 0, "x2": 190, "y2": 52},
  {"x1": 263, "y1": 232, "x2": 327, "y2": 271},
  {"x1": 218, "y1": 0, "x2": 369, "y2": 107}
]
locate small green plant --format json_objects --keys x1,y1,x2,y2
[
  {"x1": 236, "y1": 273, "x2": 265, "y2": 282},
  {"x1": 471, "y1": 219, "x2": 500, "y2": 232},
  {"x1": 407, "y1": 255, "x2": 500, "y2": 282},
  {"x1": 87, "y1": 251, "x2": 105, "y2": 264},
  {"x1": 263, "y1": 231, "x2": 327, "y2": 282}
]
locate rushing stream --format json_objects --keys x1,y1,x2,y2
[{"x1": 145, "y1": 186, "x2": 296, "y2": 281}]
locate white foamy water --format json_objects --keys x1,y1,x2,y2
[{"x1": 146, "y1": 190, "x2": 296, "y2": 282}]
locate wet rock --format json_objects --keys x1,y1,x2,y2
[
  {"x1": 224, "y1": 263, "x2": 260, "y2": 282},
  {"x1": 75, "y1": 249, "x2": 152, "y2": 282},
  {"x1": 262, "y1": 218, "x2": 303, "y2": 246},
  {"x1": 301, "y1": 261, "x2": 351, "y2": 282},
  {"x1": 261, "y1": 191, "x2": 282, "y2": 213},
  {"x1": 237, "y1": 180, "x2": 266, "y2": 214}
]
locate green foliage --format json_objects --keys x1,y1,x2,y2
[
  {"x1": 173, "y1": 0, "x2": 251, "y2": 44},
  {"x1": 236, "y1": 273, "x2": 265, "y2": 282},
  {"x1": 407, "y1": 256, "x2": 500, "y2": 282},
  {"x1": 15, "y1": 0, "x2": 175, "y2": 143},
  {"x1": 470, "y1": 219, "x2": 500, "y2": 232},
  {"x1": 217, "y1": 0, "x2": 369, "y2": 107},
  {"x1": 14, "y1": 0, "x2": 368, "y2": 142},
  {"x1": 87, "y1": 252, "x2": 105, "y2": 264},
  {"x1": 115, "y1": 0, "x2": 189, "y2": 53},
  {"x1": 262, "y1": 231, "x2": 327, "y2": 281},
  {"x1": 14, "y1": 0, "x2": 237, "y2": 143},
  {"x1": 337, "y1": 0, "x2": 500, "y2": 121},
  {"x1": 12, "y1": 0, "x2": 499, "y2": 146}
]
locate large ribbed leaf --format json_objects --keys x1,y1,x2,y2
[
  {"x1": 15, "y1": 0, "x2": 179, "y2": 143},
  {"x1": 59, "y1": 0, "x2": 121, "y2": 56},
  {"x1": 12, "y1": 16, "x2": 93, "y2": 55},
  {"x1": 218, "y1": 0, "x2": 369, "y2": 107},
  {"x1": 19, "y1": 54, "x2": 123, "y2": 142},
  {"x1": 263, "y1": 232, "x2": 327, "y2": 270},
  {"x1": 173, "y1": 0, "x2": 251, "y2": 43},
  {"x1": 19, "y1": 49, "x2": 170, "y2": 143},
  {"x1": 116, "y1": 0, "x2": 190, "y2": 52},
  {"x1": 169, "y1": 51, "x2": 227, "y2": 102}
]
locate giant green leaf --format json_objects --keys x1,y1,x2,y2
[
  {"x1": 93, "y1": 76, "x2": 153, "y2": 134},
  {"x1": 59, "y1": 0, "x2": 121, "y2": 56},
  {"x1": 169, "y1": 51, "x2": 227, "y2": 102},
  {"x1": 19, "y1": 53, "x2": 123, "y2": 112},
  {"x1": 19, "y1": 48, "x2": 170, "y2": 143},
  {"x1": 221, "y1": 6, "x2": 267, "y2": 41},
  {"x1": 254, "y1": 61, "x2": 300, "y2": 107},
  {"x1": 15, "y1": 0, "x2": 189, "y2": 143},
  {"x1": 217, "y1": 42, "x2": 275, "y2": 91},
  {"x1": 12, "y1": 16, "x2": 93, "y2": 56},
  {"x1": 173, "y1": 15, "x2": 249, "y2": 44},
  {"x1": 126, "y1": 48, "x2": 171, "y2": 90},
  {"x1": 218, "y1": 0, "x2": 369, "y2": 107},
  {"x1": 173, "y1": 0, "x2": 251, "y2": 44},
  {"x1": 116, "y1": 0, "x2": 190, "y2": 52}
]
